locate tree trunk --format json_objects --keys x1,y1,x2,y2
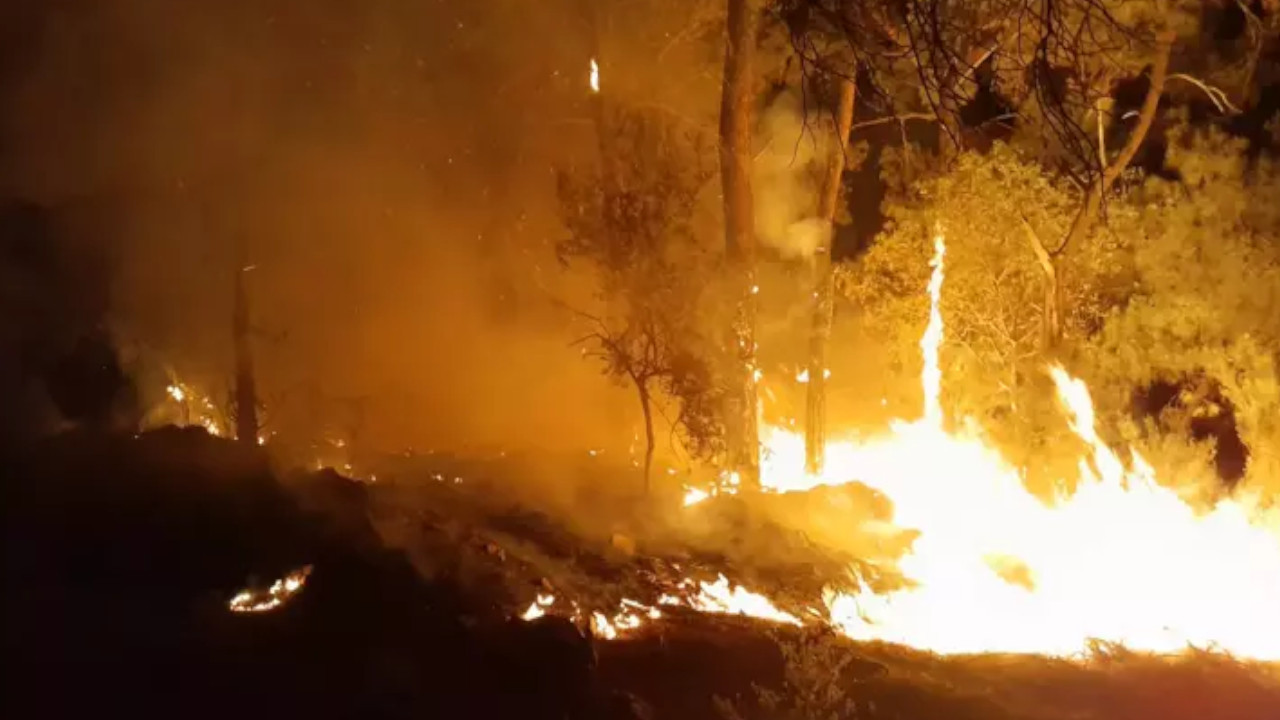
[
  {"x1": 720, "y1": 0, "x2": 761, "y2": 488},
  {"x1": 233, "y1": 262, "x2": 259, "y2": 446},
  {"x1": 1021, "y1": 216, "x2": 1060, "y2": 350},
  {"x1": 637, "y1": 381, "x2": 655, "y2": 494},
  {"x1": 1040, "y1": 30, "x2": 1175, "y2": 350},
  {"x1": 805, "y1": 76, "x2": 856, "y2": 476}
]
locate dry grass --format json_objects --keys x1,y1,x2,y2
[{"x1": 699, "y1": 627, "x2": 1280, "y2": 720}]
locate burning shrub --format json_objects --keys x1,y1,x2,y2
[{"x1": 1080, "y1": 124, "x2": 1280, "y2": 494}]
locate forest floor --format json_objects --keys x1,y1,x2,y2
[{"x1": 4, "y1": 428, "x2": 1277, "y2": 719}]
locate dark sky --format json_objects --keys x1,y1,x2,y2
[{"x1": 0, "y1": 0, "x2": 722, "y2": 453}]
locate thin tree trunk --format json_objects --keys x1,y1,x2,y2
[
  {"x1": 233, "y1": 261, "x2": 259, "y2": 446},
  {"x1": 720, "y1": 0, "x2": 761, "y2": 488},
  {"x1": 637, "y1": 380, "x2": 655, "y2": 494},
  {"x1": 1040, "y1": 30, "x2": 1174, "y2": 350},
  {"x1": 805, "y1": 76, "x2": 856, "y2": 476}
]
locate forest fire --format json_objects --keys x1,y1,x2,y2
[
  {"x1": 635, "y1": 229, "x2": 1280, "y2": 660},
  {"x1": 755, "y1": 231, "x2": 1280, "y2": 659}
]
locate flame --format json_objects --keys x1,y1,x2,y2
[
  {"x1": 660, "y1": 574, "x2": 802, "y2": 626},
  {"x1": 591, "y1": 611, "x2": 617, "y2": 639},
  {"x1": 796, "y1": 368, "x2": 832, "y2": 384},
  {"x1": 163, "y1": 380, "x2": 224, "y2": 437},
  {"x1": 589, "y1": 58, "x2": 599, "y2": 93},
  {"x1": 507, "y1": 226, "x2": 1280, "y2": 657},
  {"x1": 920, "y1": 229, "x2": 945, "y2": 427},
  {"x1": 520, "y1": 593, "x2": 662, "y2": 639},
  {"x1": 228, "y1": 566, "x2": 313, "y2": 613},
  {"x1": 758, "y1": 229, "x2": 1280, "y2": 659},
  {"x1": 683, "y1": 486, "x2": 711, "y2": 506},
  {"x1": 520, "y1": 593, "x2": 556, "y2": 621},
  {"x1": 681, "y1": 470, "x2": 742, "y2": 507}
]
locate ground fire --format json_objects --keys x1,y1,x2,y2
[
  {"x1": 536, "y1": 230, "x2": 1280, "y2": 660},
  {"x1": 228, "y1": 565, "x2": 314, "y2": 613}
]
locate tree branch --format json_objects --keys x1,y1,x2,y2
[
  {"x1": 1101, "y1": 30, "x2": 1176, "y2": 192},
  {"x1": 1054, "y1": 28, "x2": 1176, "y2": 258},
  {"x1": 1167, "y1": 73, "x2": 1242, "y2": 115},
  {"x1": 1019, "y1": 214, "x2": 1056, "y2": 280},
  {"x1": 848, "y1": 112, "x2": 939, "y2": 132}
]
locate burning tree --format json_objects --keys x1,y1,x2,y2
[
  {"x1": 844, "y1": 143, "x2": 1121, "y2": 481},
  {"x1": 1081, "y1": 123, "x2": 1280, "y2": 494},
  {"x1": 840, "y1": 102, "x2": 1280, "y2": 495},
  {"x1": 556, "y1": 107, "x2": 726, "y2": 491}
]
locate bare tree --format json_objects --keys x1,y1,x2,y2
[
  {"x1": 574, "y1": 307, "x2": 722, "y2": 491},
  {"x1": 557, "y1": 107, "x2": 723, "y2": 492}
]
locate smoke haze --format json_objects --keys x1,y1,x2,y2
[{"x1": 2, "y1": 0, "x2": 711, "y2": 454}]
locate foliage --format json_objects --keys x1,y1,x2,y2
[
  {"x1": 839, "y1": 110, "x2": 1280, "y2": 494},
  {"x1": 556, "y1": 106, "x2": 728, "y2": 466},
  {"x1": 1080, "y1": 123, "x2": 1280, "y2": 492},
  {"x1": 843, "y1": 143, "x2": 1124, "y2": 466}
]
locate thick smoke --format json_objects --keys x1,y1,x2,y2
[
  {"x1": 0, "y1": 1, "x2": 650, "y2": 455},
  {"x1": 752, "y1": 93, "x2": 834, "y2": 261}
]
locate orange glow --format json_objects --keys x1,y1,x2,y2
[
  {"x1": 660, "y1": 574, "x2": 802, "y2": 626},
  {"x1": 228, "y1": 566, "x2": 313, "y2": 613},
  {"x1": 757, "y1": 230, "x2": 1280, "y2": 659},
  {"x1": 520, "y1": 593, "x2": 556, "y2": 621},
  {"x1": 163, "y1": 380, "x2": 225, "y2": 437}
]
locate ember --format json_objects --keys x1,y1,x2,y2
[
  {"x1": 228, "y1": 566, "x2": 313, "y2": 614},
  {"x1": 520, "y1": 593, "x2": 556, "y2": 621},
  {"x1": 660, "y1": 574, "x2": 803, "y2": 626},
  {"x1": 162, "y1": 380, "x2": 225, "y2": 437}
]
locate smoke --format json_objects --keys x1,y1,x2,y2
[
  {"x1": 0, "y1": 1, "x2": 657, "y2": 455},
  {"x1": 753, "y1": 93, "x2": 834, "y2": 261}
]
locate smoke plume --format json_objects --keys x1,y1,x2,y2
[{"x1": 752, "y1": 93, "x2": 833, "y2": 261}]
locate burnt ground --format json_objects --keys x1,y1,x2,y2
[{"x1": 3, "y1": 428, "x2": 1278, "y2": 719}]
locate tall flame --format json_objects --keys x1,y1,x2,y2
[
  {"x1": 920, "y1": 230, "x2": 945, "y2": 427},
  {"x1": 589, "y1": 58, "x2": 600, "y2": 93},
  {"x1": 760, "y1": 227, "x2": 1280, "y2": 659}
]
